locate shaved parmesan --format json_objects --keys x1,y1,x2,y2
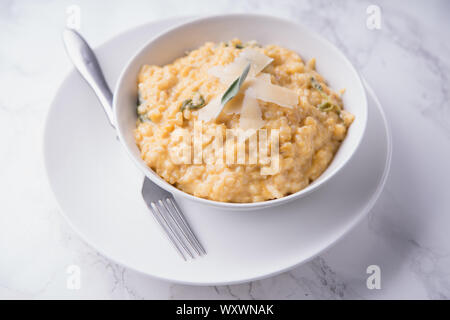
[
  {"x1": 197, "y1": 96, "x2": 222, "y2": 122},
  {"x1": 241, "y1": 49, "x2": 274, "y2": 76},
  {"x1": 200, "y1": 48, "x2": 295, "y2": 123},
  {"x1": 208, "y1": 58, "x2": 248, "y2": 85},
  {"x1": 223, "y1": 92, "x2": 244, "y2": 115},
  {"x1": 256, "y1": 72, "x2": 272, "y2": 82},
  {"x1": 209, "y1": 48, "x2": 273, "y2": 85},
  {"x1": 248, "y1": 78, "x2": 298, "y2": 108},
  {"x1": 239, "y1": 88, "x2": 265, "y2": 132},
  {"x1": 221, "y1": 73, "x2": 273, "y2": 116}
]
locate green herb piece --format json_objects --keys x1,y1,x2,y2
[
  {"x1": 190, "y1": 95, "x2": 205, "y2": 110},
  {"x1": 317, "y1": 101, "x2": 333, "y2": 111},
  {"x1": 318, "y1": 101, "x2": 341, "y2": 114},
  {"x1": 310, "y1": 77, "x2": 323, "y2": 91},
  {"x1": 180, "y1": 95, "x2": 206, "y2": 111},
  {"x1": 180, "y1": 99, "x2": 192, "y2": 111},
  {"x1": 138, "y1": 114, "x2": 151, "y2": 123},
  {"x1": 235, "y1": 44, "x2": 244, "y2": 49},
  {"x1": 311, "y1": 77, "x2": 339, "y2": 111},
  {"x1": 221, "y1": 63, "x2": 251, "y2": 107},
  {"x1": 136, "y1": 94, "x2": 149, "y2": 122}
]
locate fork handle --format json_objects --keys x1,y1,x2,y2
[{"x1": 62, "y1": 28, "x2": 115, "y2": 128}]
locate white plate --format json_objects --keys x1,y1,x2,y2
[{"x1": 44, "y1": 17, "x2": 391, "y2": 285}]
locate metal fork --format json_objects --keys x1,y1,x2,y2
[{"x1": 62, "y1": 28, "x2": 206, "y2": 260}]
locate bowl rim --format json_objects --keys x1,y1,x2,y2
[{"x1": 113, "y1": 13, "x2": 368, "y2": 209}]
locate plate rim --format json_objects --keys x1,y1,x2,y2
[{"x1": 43, "y1": 18, "x2": 392, "y2": 286}]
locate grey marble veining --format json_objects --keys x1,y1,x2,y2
[{"x1": 0, "y1": 0, "x2": 449, "y2": 299}]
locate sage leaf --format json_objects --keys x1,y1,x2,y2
[
  {"x1": 311, "y1": 77, "x2": 334, "y2": 102},
  {"x1": 189, "y1": 95, "x2": 205, "y2": 110},
  {"x1": 318, "y1": 101, "x2": 341, "y2": 114},
  {"x1": 180, "y1": 99, "x2": 192, "y2": 111},
  {"x1": 310, "y1": 77, "x2": 323, "y2": 91},
  {"x1": 221, "y1": 63, "x2": 251, "y2": 107},
  {"x1": 318, "y1": 101, "x2": 333, "y2": 111},
  {"x1": 180, "y1": 95, "x2": 206, "y2": 111},
  {"x1": 138, "y1": 114, "x2": 151, "y2": 123}
]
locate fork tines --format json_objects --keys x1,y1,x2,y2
[{"x1": 148, "y1": 197, "x2": 206, "y2": 260}]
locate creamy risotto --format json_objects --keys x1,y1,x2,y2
[{"x1": 134, "y1": 39, "x2": 354, "y2": 203}]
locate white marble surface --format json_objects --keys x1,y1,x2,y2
[{"x1": 1, "y1": 0, "x2": 449, "y2": 299}]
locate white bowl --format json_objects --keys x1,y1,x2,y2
[{"x1": 113, "y1": 14, "x2": 368, "y2": 210}]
